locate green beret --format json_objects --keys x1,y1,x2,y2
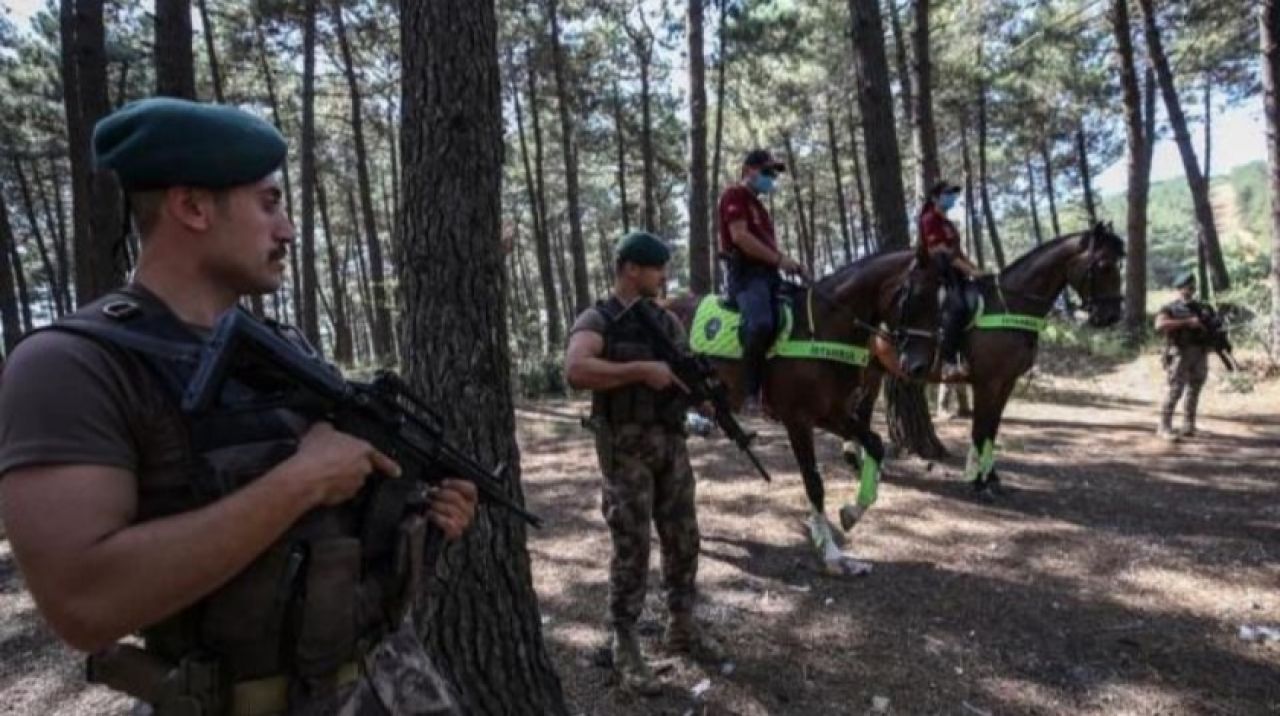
[
  {"x1": 1173, "y1": 270, "x2": 1196, "y2": 288},
  {"x1": 93, "y1": 98, "x2": 287, "y2": 191},
  {"x1": 615, "y1": 231, "x2": 671, "y2": 267}
]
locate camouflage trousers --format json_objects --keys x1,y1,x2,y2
[
  {"x1": 131, "y1": 619, "x2": 459, "y2": 716},
  {"x1": 1161, "y1": 345, "x2": 1208, "y2": 429},
  {"x1": 594, "y1": 423, "x2": 700, "y2": 630}
]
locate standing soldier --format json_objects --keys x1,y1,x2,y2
[
  {"x1": 565, "y1": 232, "x2": 725, "y2": 696},
  {"x1": 1154, "y1": 271, "x2": 1211, "y2": 441},
  {"x1": 0, "y1": 98, "x2": 477, "y2": 714}
]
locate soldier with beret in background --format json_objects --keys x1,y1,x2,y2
[
  {"x1": 564, "y1": 231, "x2": 726, "y2": 696},
  {"x1": 1154, "y1": 270, "x2": 1214, "y2": 442},
  {"x1": 0, "y1": 98, "x2": 478, "y2": 714}
]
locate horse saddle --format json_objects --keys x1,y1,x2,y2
[{"x1": 690, "y1": 294, "x2": 871, "y2": 368}]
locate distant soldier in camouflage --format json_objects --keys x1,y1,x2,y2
[
  {"x1": 1154, "y1": 271, "x2": 1210, "y2": 441},
  {"x1": 565, "y1": 232, "x2": 726, "y2": 696}
]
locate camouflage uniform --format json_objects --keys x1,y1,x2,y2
[
  {"x1": 572, "y1": 298, "x2": 700, "y2": 633},
  {"x1": 1158, "y1": 297, "x2": 1210, "y2": 434}
]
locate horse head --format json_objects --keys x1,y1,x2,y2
[
  {"x1": 880, "y1": 243, "x2": 945, "y2": 379},
  {"x1": 1067, "y1": 222, "x2": 1125, "y2": 328}
]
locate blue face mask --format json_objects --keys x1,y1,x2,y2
[
  {"x1": 939, "y1": 193, "x2": 959, "y2": 212},
  {"x1": 751, "y1": 173, "x2": 777, "y2": 195}
]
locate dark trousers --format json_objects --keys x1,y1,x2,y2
[
  {"x1": 933, "y1": 251, "x2": 966, "y2": 364},
  {"x1": 729, "y1": 264, "x2": 778, "y2": 396}
]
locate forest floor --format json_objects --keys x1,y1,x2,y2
[{"x1": 1, "y1": 345, "x2": 1277, "y2": 715}]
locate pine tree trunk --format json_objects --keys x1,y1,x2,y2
[
  {"x1": 334, "y1": 2, "x2": 394, "y2": 363},
  {"x1": 1137, "y1": 0, "x2": 1229, "y2": 291},
  {"x1": 827, "y1": 107, "x2": 854, "y2": 263},
  {"x1": 8, "y1": 233, "x2": 32, "y2": 333},
  {"x1": 62, "y1": 0, "x2": 124, "y2": 306},
  {"x1": 552, "y1": 227, "x2": 574, "y2": 334},
  {"x1": 849, "y1": 0, "x2": 944, "y2": 459},
  {"x1": 254, "y1": 12, "x2": 297, "y2": 323},
  {"x1": 612, "y1": 82, "x2": 631, "y2": 233},
  {"x1": 0, "y1": 194, "x2": 23, "y2": 353},
  {"x1": 687, "y1": 0, "x2": 711, "y2": 293},
  {"x1": 511, "y1": 51, "x2": 561, "y2": 351},
  {"x1": 1075, "y1": 125, "x2": 1098, "y2": 223},
  {"x1": 196, "y1": 0, "x2": 224, "y2": 102},
  {"x1": 36, "y1": 158, "x2": 73, "y2": 311},
  {"x1": 298, "y1": 0, "x2": 321, "y2": 346},
  {"x1": 316, "y1": 178, "x2": 353, "y2": 364},
  {"x1": 887, "y1": 0, "x2": 915, "y2": 173},
  {"x1": 1039, "y1": 138, "x2": 1062, "y2": 238},
  {"x1": 1113, "y1": 0, "x2": 1149, "y2": 337},
  {"x1": 710, "y1": 0, "x2": 728, "y2": 288},
  {"x1": 911, "y1": 0, "x2": 939, "y2": 198},
  {"x1": 845, "y1": 102, "x2": 874, "y2": 253},
  {"x1": 400, "y1": 2, "x2": 568, "y2": 708},
  {"x1": 1026, "y1": 156, "x2": 1043, "y2": 246},
  {"x1": 546, "y1": 0, "x2": 591, "y2": 314},
  {"x1": 976, "y1": 58, "x2": 1005, "y2": 269},
  {"x1": 347, "y1": 188, "x2": 376, "y2": 360},
  {"x1": 961, "y1": 117, "x2": 985, "y2": 268},
  {"x1": 781, "y1": 133, "x2": 813, "y2": 273},
  {"x1": 154, "y1": 0, "x2": 196, "y2": 99},
  {"x1": 525, "y1": 44, "x2": 562, "y2": 349},
  {"x1": 638, "y1": 33, "x2": 658, "y2": 233},
  {"x1": 14, "y1": 158, "x2": 63, "y2": 317},
  {"x1": 1263, "y1": 0, "x2": 1280, "y2": 357}
]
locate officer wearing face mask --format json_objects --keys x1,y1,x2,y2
[
  {"x1": 716, "y1": 149, "x2": 808, "y2": 408},
  {"x1": 919, "y1": 181, "x2": 981, "y2": 380}
]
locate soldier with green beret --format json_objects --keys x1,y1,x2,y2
[
  {"x1": 0, "y1": 98, "x2": 477, "y2": 714},
  {"x1": 564, "y1": 231, "x2": 726, "y2": 696},
  {"x1": 1153, "y1": 270, "x2": 1212, "y2": 441}
]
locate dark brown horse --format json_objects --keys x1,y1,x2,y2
[
  {"x1": 667, "y1": 244, "x2": 943, "y2": 574},
  {"x1": 861, "y1": 222, "x2": 1126, "y2": 499}
]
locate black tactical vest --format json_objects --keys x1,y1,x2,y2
[
  {"x1": 590, "y1": 297, "x2": 686, "y2": 432},
  {"x1": 36, "y1": 288, "x2": 422, "y2": 711}
]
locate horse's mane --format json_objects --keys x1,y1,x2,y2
[
  {"x1": 817, "y1": 248, "x2": 913, "y2": 291},
  {"x1": 1001, "y1": 226, "x2": 1125, "y2": 277}
]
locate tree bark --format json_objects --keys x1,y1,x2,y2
[
  {"x1": 196, "y1": 0, "x2": 224, "y2": 102},
  {"x1": 347, "y1": 188, "x2": 376, "y2": 361},
  {"x1": 608, "y1": 83, "x2": 631, "y2": 235},
  {"x1": 8, "y1": 232, "x2": 33, "y2": 333},
  {"x1": 62, "y1": 0, "x2": 124, "y2": 306},
  {"x1": 510, "y1": 48, "x2": 555, "y2": 349},
  {"x1": 976, "y1": 55, "x2": 1005, "y2": 269},
  {"x1": 845, "y1": 101, "x2": 875, "y2": 253},
  {"x1": 14, "y1": 158, "x2": 64, "y2": 317},
  {"x1": 1263, "y1": 0, "x2": 1280, "y2": 357},
  {"x1": 36, "y1": 158, "x2": 73, "y2": 312},
  {"x1": 827, "y1": 107, "x2": 854, "y2": 263},
  {"x1": 298, "y1": 0, "x2": 321, "y2": 346},
  {"x1": 523, "y1": 42, "x2": 563, "y2": 348},
  {"x1": 710, "y1": 0, "x2": 728, "y2": 287},
  {"x1": 253, "y1": 10, "x2": 296, "y2": 322},
  {"x1": 781, "y1": 133, "x2": 814, "y2": 273},
  {"x1": 0, "y1": 194, "x2": 22, "y2": 352},
  {"x1": 316, "y1": 178, "x2": 353, "y2": 364},
  {"x1": 1137, "y1": 0, "x2": 1229, "y2": 291},
  {"x1": 1039, "y1": 138, "x2": 1062, "y2": 238},
  {"x1": 849, "y1": 0, "x2": 944, "y2": 459},
  {"x1": 686, "y1": 0, "x2": 712, "y2": 292},
  {"x1": 546, "y1": 0, "x2": 591, "y2": 314},
  {"x1": 1025, "y1": 155, "x2": 1043, "y2": 246},
  {"x1": 1113, "y1": 0, "x2": 1149, "y2": 337},
  {"x1": 333, "y1": 2, "x2": 394, "y2": 362},
  {"x1": 628, "y1": 14, "x2": 659, "y2": 233},
  {"x1": 1075, "y1": 124, "x2": 1098, "y2": 224},
  {"x1": 154, "y1": 0, "x2": 196, "y2": 99},
  {"x1": 911, "y1": 0, "x2": 939, "y2": 198},
  {"x1": 960, "y1": 117, "x2": 985, "y2": 268},
  {"x1": 887, "y1": 0, "x2": 914, "y2": 171},
  {"x1": 401, "y1": 1, "x2": 568, "y2": 708}
]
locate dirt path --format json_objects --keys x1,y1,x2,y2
[{"x1": 2, "y1": 351, "x2": 1277, "y2": 715}]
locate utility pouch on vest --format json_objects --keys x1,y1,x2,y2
[
  {"x1": 388, "y1": 515, "x2": 428, "y2": 623},
  {"x1": 294, "y1": 537, "x2": 361, "y2": 680},
  {"x1": 88, "y1": 644, "x2": 223, "y2": 716},
  {"x1": 200, "y1": 543, "x2": 297, "y2": 679}
]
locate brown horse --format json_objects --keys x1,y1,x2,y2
[
  {"x1": 667, "y1": 244, "x2": 943, "y2": 574},
  {"x1": 860, "y1": 222, "x2": 1126, "y2": 499}
]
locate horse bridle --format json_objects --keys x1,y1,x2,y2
[{"x1": 1074, "y1": 228, "x2": 1124, "y2": 314}]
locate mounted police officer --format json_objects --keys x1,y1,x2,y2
[
  {"x1": 565, "y1": 232, "x2": 725, "y2": 696},
  {"x1": 0, "y1": 98, "x2": 477, "y2": 714},
  {"x1": 1154, "y1": 270, "x2": 1211, "y2": 441},
  {"x1": 717, "y1": 149, "x2": 809, "y2": 408},
  {"x1": 919, "y1": 180, "x2": 981, "y2": 381}
]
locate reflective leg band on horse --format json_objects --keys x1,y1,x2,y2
[
  {"x1": 964, "y1": 439, "x2": 996, "y2": 482},
  {"x1": 856, "y1": 454, "x2": 880, "y2": 508}
]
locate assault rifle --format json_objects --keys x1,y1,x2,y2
[
  {"x1": 1186, "y1": 300, "x2": 1239, "y2": 372},
  {"x1": 182, "y1": 310, "x2": 543, "y2": 531},
  {"x1": 629, "y1": 300, "x2": 772, "y2": 483}
]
